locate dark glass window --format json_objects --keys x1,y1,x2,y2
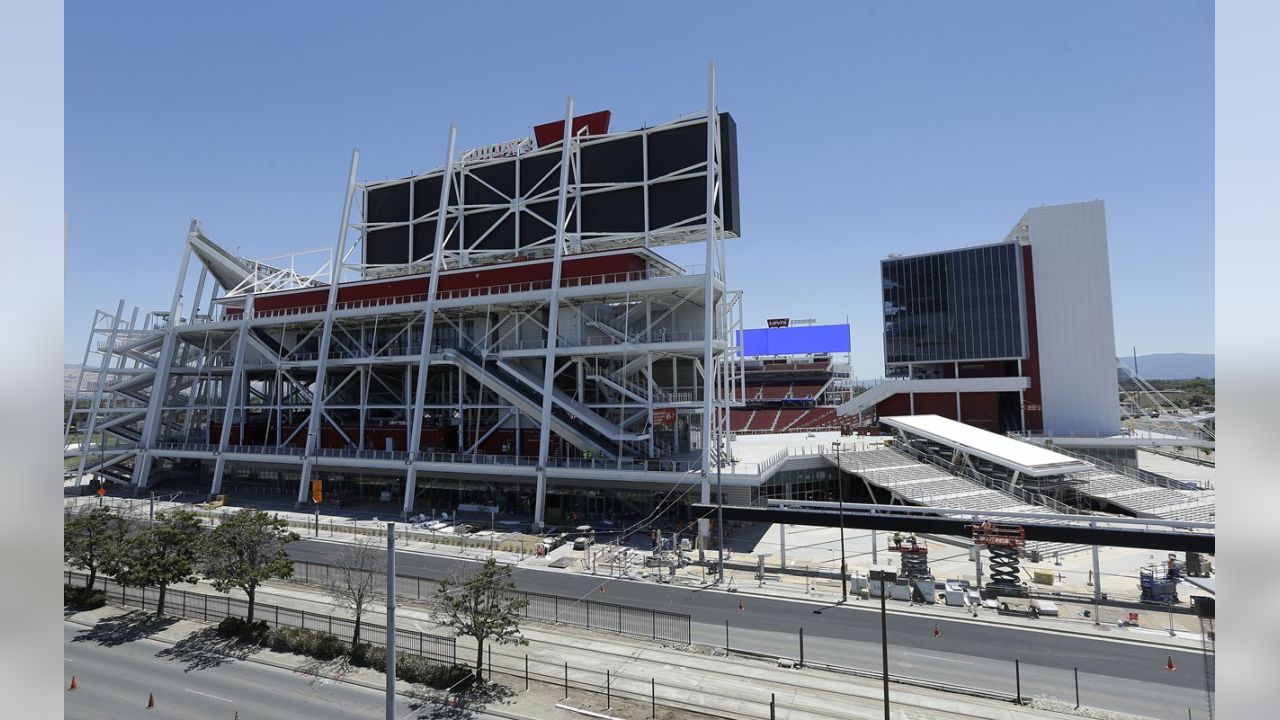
[{"x1": 882, "y1": 243, "x2": 1024, "y2": 366}]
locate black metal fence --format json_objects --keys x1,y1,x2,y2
[
  {"x1": 66, "y1": 570, "x2": 455, "y2": 666},
  {"x1": 290, "y1": 559, "x2": 692, "y2": 645}
]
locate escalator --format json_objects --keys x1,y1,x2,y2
[{"x1": 449, "y1": 348, "x2": 621, "y2": 459}]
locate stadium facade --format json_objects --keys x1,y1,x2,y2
[
  {"x1": 839, "y1": 200, "x2": 1122, "y2": 437},
  {"x1": 66, "y1": 77, "x2": 748, "y2": 533}
]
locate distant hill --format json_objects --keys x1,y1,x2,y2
[{"x1": 1118, "y1": 353, "x2": 1214, "y2": 380}]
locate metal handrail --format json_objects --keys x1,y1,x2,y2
[
  {"x1": 225, "y1": 265, "x2": 706, "y2": 322},
  {"x1": 893, "y1": 442, "x2": 1084, "y2": 515},
  {"x1": 1047, "y1": 443, "x2": 1201, "y2": 492}
]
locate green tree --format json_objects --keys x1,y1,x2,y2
[
  {"x1": 107, "y1": 510, "x2": 204, "y2": 617},
  {"x1": 432, "y1": 557, "x2": 528, "y2": 682},
  {"x1": 64, "y1": 505, "x2": 126, "y2": 590},
  {"x1": 203, "y1": 509, "x2": 299, "y2": 623}
]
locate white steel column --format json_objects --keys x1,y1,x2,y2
[
  {"x1": 64, "y1": 311, "x2": 100, "y2": 444},
  {"x1": 699, "y1": 63, "x2": 718, "y2": 543},
  {"x1": 74, "y1": 299, "x2": 127, "y2": 489},
  {"x1": 1018, "y1": 358, "x2": 1027, "y2": 432},
  {"x1": 645, "y1": 298, "x2": 655, "y2": 457},
  {"x1": 358, "y1": 366, "x2": 368, "y2": 450},
  {"x1": 533, "y1": 96, "x2": 576, "y2": 532},
  {"x1": 297, "y1": 149, "x2": 360, "y2": 506},
  {"x1": 211, "y1": 294, "x2": 254, "y2": 496},
  {"x1": 132, "y1": 228, "x2": 195, "y2": 489},
  {"x1": 403, "y1": 126, "x2": 458, "y2": 517},
  {"x1": 179, "y1": 333, "x2": 209, "y2": 440}
]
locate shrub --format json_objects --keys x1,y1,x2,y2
[
  {"x1": 312, "y1": 633, "x2": 345, "y2": 661},
  {"x1": 265, "y1": 627, "x2": 344, "y2": 657},
  {"x1": 64, "y1": 585, "x2": 107, "y2": 611},
  {"x1": 394, "y1": 654, "x2": 435, "y2": 685},
  {"x1": 431, "y1": 664, "x2": 476, "y2": 690},
  {"x1": 349, "y1": 642, "x2": 386, "y2": 672},
  {"x1": 268, "y1": 627, "x2": 314, "y2": 655},
  {"x1": 396, "y1": 657, "x2": 473, "y2": 689},
  {"x1": 217, "y1": 617, "x2": 271, "y2": 645}
]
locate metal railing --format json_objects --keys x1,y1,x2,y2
[
  {"x1": 65, "y1": 569, "x2": 456, "y2": 665},
  {"x1": 145, "y1": 441, "x2": 713, "y2": 474},
  {"x1": 288, "y1": 559, "x2": 691, "y2": 645},
  {"x1": 1048, "y1": 444, "x2": 1201, "y2": 492},
  {"x1": 228, "y1": 265, "x2": 706, "y2": 322},
  {"x1": 892, "y1": 443, "x2": 1085, "y2": 515}
]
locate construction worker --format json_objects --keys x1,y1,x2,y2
[
  {"x1": 892, "y1": 531, "x2": 902, "y2": 549},
  {"x1": 908, "y1": 532, "x2": 918, "y2": 550}
]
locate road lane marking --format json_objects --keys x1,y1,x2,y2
[
  {"x1": 908, "y1": 653, "x2": 974, "y2": 664},
  {"x1": 185, "y1": 688, "x2": 233, "y2": 703}
]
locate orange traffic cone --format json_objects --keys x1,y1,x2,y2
[
  {"x1": 68, "y1": 675, "x2": 77, "y2": 691},
  {"x1": 933, "y1": 625, "x2": 940, "y2": 637},
  {"x1": 146, "y1": 692, "x2": 156, "y2": 709},
  {"x1": 1166, "y1": 656, "x2": 1176, "y2": 671}
]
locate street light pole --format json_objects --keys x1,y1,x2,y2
[
  {"x1": 833, "y1": 441, "x2": 847, "y2": 602},
  {"x1": 386, "y1": 522, "x2": 396, "y2": 720},
  {"x1": 872, "y1": 568, "x2": 895, "y2": 720}
]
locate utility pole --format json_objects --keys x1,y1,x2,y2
[{"x1": 385, "y1": 522, "x2": 396, "y2": 720}]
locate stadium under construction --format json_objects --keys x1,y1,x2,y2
[{"x1": 65, "y1": 71, "x2": 1215, "y2": 546}]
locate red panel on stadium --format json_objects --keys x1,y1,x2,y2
[{"x1": 533, "y1": 110, "x2": 612, "y2": 148}]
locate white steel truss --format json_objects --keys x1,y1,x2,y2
[{"x1": 65, "y1": 66, "x2": 741, "y2": 527}]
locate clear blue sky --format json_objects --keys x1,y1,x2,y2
[{"x1": 65, "y1": 0, "x2": 1213, "y2": 378}]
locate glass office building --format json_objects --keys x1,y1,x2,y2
[{"x1": 882, "y1": 242, "x2": 1026, "y2": 369}]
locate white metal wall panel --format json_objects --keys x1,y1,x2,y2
[{"x1": 1026, "y1": 201, "x2": 1121, "y2": 436}]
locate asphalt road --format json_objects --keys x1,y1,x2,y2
[
  {"x1": 288, "y1": 539, "x2": 1214, "y2": 720},
  {"x1": 63, "y1": 621, "x2": 495, "y2": 720}
]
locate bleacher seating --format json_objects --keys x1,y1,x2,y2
[
  {"x1": 761, "y1": 384, "x2": 791, "y2": 400},
  {"x1": 789, "y1": 382, "x2": 827, "y2": 400},
  {"x1": 737, "y1": 352, "x2": 843, "y2": 434},
  {"x1": 775, "y1": 409, "x2": 806, "y2": 430},
  {"x1": 790, "y1": 407, "x2": 836, "y2": 430},
  {"x1": 728, "y1": 410, "x2": 754, "y2": 433},
  {"x1": 746, "y1": 410, "x2": 779, "y2": 432},
  {"x1": 830, "y1": 447, "x2": 1086, "y2": 556},
  {"x1": 1069, "y1": 468, "x2": 1215, "y2": 521}
]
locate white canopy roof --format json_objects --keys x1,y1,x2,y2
[{"x1": 881, "y1": 415, "x2": 1092, "y2": 477}]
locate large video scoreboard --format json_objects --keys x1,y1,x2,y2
[{"x1": 362, "y1": 112, "x2": 740, "y2": 270}]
